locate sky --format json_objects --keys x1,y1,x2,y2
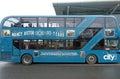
[{"x1": 0, "y1": 0, "x2": 118, "y2": 22}]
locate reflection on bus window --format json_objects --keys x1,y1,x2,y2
[
  {"x1": 106, "y1": 18, "x2": 116, "y2": 28},
  {"x1": 3, "y1": 17, "x2": 20, "y2": 27},
  {"x1": 38, "y1": 17, "x2": 47, "y2": 27},
  {"x1": 48, "y1": 18, "x2": 64, "y2": 27},
  {"x1": 75, "y1": 18, "x2": 85, "y2": 27},
  {"x1": 90, "y1": 18, "x2": 104, "y2": 28},
  {"x1": 21, "y1": 18, "x2": 37, "y2": 27},
  {"x1": 66, "y1": 18, "x2": 74, "y2": 27},
  {"x1": 66, "y1": 17, "x2": 85, "y2": 27}
]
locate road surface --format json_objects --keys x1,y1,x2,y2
[{"x1": 0, "y1": 62, "x2": 120, "y2": 79}]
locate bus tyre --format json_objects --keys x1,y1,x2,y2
[
  {"x1": 21, "y1": 54, "x2": 33, "y2": 65},
  {"x1": 86, "y1": 54, "x2": 97, "y2": 64}
]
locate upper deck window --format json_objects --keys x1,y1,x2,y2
[
  {"x1": 106, "y1": 18, "x2": 116, "y2": 28},
  {"x1": 75, "y1": 18, "x2": 84, "y2": 27},
  {"x1": 90, "y1": 18, "x2": 104, "y2": 28},
  {"x1": 3, "y1": 17, "x2": 20, "y2": 27},
  {"x1": 21, "y1": 17, "x2": 37, "y2": 27},
  {"x1": 66, "y1": 17, "x2": 85, "y2": 28},
  {"x1": 48, "y1": 18, "x2": 65, "y2": 27},
  {"x1": 38, "y1": 17, "x2": 47, "y2": 27},
  {"x1": 66, "y1": 18, "x2": 74, "y2": 27}
]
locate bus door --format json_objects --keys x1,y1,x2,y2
[{"x1": 12, "y1": 40, "x2": 20, "y2": 56}]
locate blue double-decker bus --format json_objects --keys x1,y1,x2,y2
[{"x1": 0, "y1": 15, "x2": 120, "y2": 65}]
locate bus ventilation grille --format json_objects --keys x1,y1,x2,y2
[{"x1": 0, "y1": 52, "x2": 11, "y2": 60}]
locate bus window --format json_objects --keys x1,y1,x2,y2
[
  {"x1": 51, "y1": 40, "x2": 65, "y2": 49},
  {"x1": 51, "y1": 40, "x2": 57, "y2": 49},
  {"x1": 48, "y1": 18, "x2": 64, "y2": 27},
  {"x1": 48, "y1": 40, "x2": 52, "y2": 49},
  {"x1": 81, "y1": 29, "x2": 93, "y2": 38},
  {"x1": 66, "y1": 18, "x2": 75, "y2": 27},
  {"x1": 13, "y1": 40, "x2": 20, "y2": 49},
  {"x1": 78, "y1": 18, "x2": 104, "y2": 49},
  {"x1": 3, "y1": 17, "x2": 20, "y2": 27},
  {"x1": 38, "y1": 17, "x2": 47, "y2": 27},
  {"x1": 73, "y1": 40, "x2": 81, "y2": 49},
  {"x1": 66, "y1": 40, "x2": 73, "y2": 49},
  {"x1": 75, "y1": 18, "x2": 85, "y2": 27},
  {"x1": 21, "y1": 17, "x2": 37, "y2": 27},
  {"x1": 57, "y1": 40, "x2": 64, "y2": 49},
  {"x1": 43, "y1": 40, "x2": 47, "y2": 49},
  {"x1": 90, "y1": 18, "x2": 104, "y2": 28},
  {"x1": 29, "y1": 40, "x2": 37, "y2": 49},
  {"x1": 106, "y1": 18, "x2": 116, "y2": 28},
  {"x1": 37, "y1": 40, "x2": 43, "y2": 49},
  {"x1": 93, "y1": 39, "x2": 105, "y2": 50},
  {"x1": 22, "y1": 40, "x2": 30, "y2": 49},
  {"x1": 105, "y1": 39, "x2": 118, "y2": 50}
]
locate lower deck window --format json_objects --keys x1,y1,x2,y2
[
  {"x1": 13, "y1": 39, "x2": 84, "y2": 50},
  {"x1": 93, "y1": 39, "x2": 118, "y2": 50}
]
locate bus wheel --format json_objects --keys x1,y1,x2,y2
[
  {"x1": 86, "y1": 54, "x2": 97, "y2": 64},
  {"x1": 21, "y1": 54, "x2": 33, "y2": 65}
]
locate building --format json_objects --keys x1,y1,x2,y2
[{"x1": 53, "y1": 1, "x2": 120, "y2": 26}]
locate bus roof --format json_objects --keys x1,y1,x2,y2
[{"x1": 1, "y1": 15, "x2": 117, "y2": 24}]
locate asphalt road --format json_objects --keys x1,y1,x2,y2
[{"x1": 0, "y1": 62, "x2": 120, "y2": 79}]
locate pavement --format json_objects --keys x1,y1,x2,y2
[{"x1": 0, "y1": 62, "x2": 120, "y2": 79}]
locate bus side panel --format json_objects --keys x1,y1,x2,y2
[
  {"x1": 20, "y1": 50, "x2": 86, "y2": 63},
  {"x1": 0, "y1": 38, "x2": 12, "y2": 61}
]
